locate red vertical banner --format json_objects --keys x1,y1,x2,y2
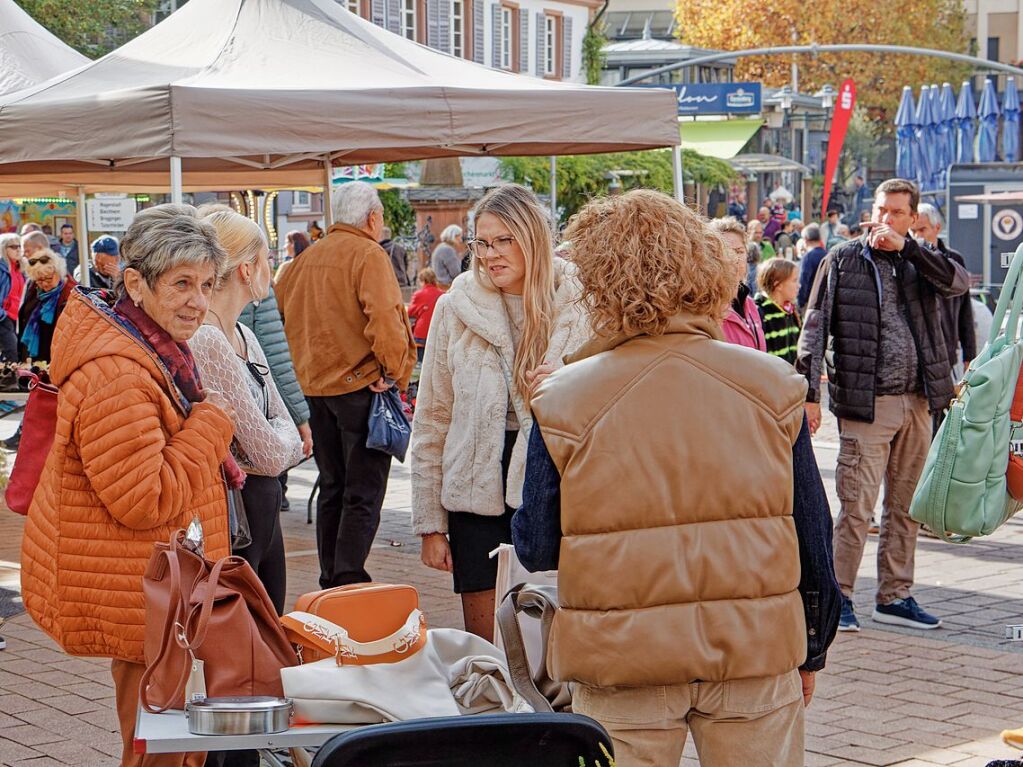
[{"x1": 821, "y1": 79, "x2": 857, "y2": 219}]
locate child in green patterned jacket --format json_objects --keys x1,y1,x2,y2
[{"x1": 755, "y1": 258, "x2": 802, "y2": 365}]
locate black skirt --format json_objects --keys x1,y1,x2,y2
[{"x1": 447, "y1": 429, "x2": 518, "y2": 594}]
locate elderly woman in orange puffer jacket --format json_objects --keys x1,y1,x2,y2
[{"x1": 20, "y1": 204, "x2": 238, "y2": 767}]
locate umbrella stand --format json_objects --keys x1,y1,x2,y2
[
  {"x1": 76, "y1": 186, "x2": 90, "y2": 288},
  {"x1": 549, "y1": 156, "x2": 557, "y2": 226},
  {"x1": 170, "y1": 156, "x2": 183, "y2": 205},
  {"x1": 322, "y1": 154, "x2": 333, "y2": 227},
  {"x1": 672, "y1": 146, "x2": 684, "y2": 203}
]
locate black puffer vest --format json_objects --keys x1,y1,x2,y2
[{"x1": 825, "y1": 240, "x2": 953, "y2": 422}]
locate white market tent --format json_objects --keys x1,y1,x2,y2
[
  {"x1": 0, "y1": 0, "x2": 680, "y2": 198},
  {"x1": 0, "y1": 0, "x2": 88, "y2": 97}
]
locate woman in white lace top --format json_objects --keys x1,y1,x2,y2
[{"x1": 191, "y1": 205, "x2": 304, "y2": 619}]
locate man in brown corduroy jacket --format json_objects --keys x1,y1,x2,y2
[{"x1": 277, "y1": 181, "x2": 416, "y2": 588}]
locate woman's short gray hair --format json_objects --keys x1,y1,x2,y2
[
  {"x1": 440, "y1": 224, "x2": 462, "y2": 244},
  {"x1": 118, "y1": 204, "x2": 227, "y2": 298},
  {"x1": 331, "y1": 181, "x2": 383, "y2": 229},
  {"x1": 0, "y1": 233, "x2": 20, "y2": 255},
  {"x1": 28, "y1": 249, "x2": 67, "y2": 281}
]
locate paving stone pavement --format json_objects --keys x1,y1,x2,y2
[{"x1": 2, "y1": 409, "x2": 1023, "y2": 766}]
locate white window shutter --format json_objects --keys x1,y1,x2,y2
[
  {"x1": 491, "y1": 3, "x2": 501, "y2": 67},
  {"x1": 473, "y1": 0, "x2": 485, "y2": 63},
  {"x1": 373, "y1": 0, "x2": 387, "y2": 27},
  {"x1": 562, "y1": 16, "x2": 572, "y2": 79},
  {"x1": 535, "y1": 12, "x2": 543, "y2": 76}
]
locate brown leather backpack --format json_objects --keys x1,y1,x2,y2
[{"x1": 140, "y1": 530, "x2": 298, "y2": 712}]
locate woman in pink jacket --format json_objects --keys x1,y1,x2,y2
[{"x1": 710, "y1": 217, "x2": 767, "y2": 351}]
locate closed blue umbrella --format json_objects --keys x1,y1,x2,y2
[
  {"x1": 914, "y1": 85, "x2": 935, "y2": 190},
  {"x1": 956, "y1": 80, "x2": 977, "y2": 163},
  {"x1": 940, "y1": 83, "x2": 957, "y2": 170},
  {"x1": 978, "y1": 78, "x2": 1001, "y2": 162},
  {"x1": 928, "y1": 84, "x2": 949, "y2": 191},
  {"x1": 895, "y1": 86, "x2": 918, "y2": 180},
  {"x1": 1002, "y1": 77, "x2": 1020, "y2": 163}
]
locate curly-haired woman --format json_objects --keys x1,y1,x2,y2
[{"x1": 512, "y1": 190, "x2": 841, "y2": 767}]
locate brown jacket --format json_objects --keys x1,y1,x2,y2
[
  {"x1": 276, "y1": 223, "x2": 416, "y2": 396},
  {"x1": 20, "y1": 290, "x2": 232, "y2": 663},
  {"x1": 531, "y1": 312, "x2": 808, "y2": 687}
]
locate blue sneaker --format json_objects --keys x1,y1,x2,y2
[
  {"x1": 872, "y1": 597, "x2": 942, "y2": 630},
  {"x1": 838, "y1": 596, "x2": 860, "y2": 632}
]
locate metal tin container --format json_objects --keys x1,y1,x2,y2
[{"x1": 185, "y1": 696, "x2": 292, "y2": 736}]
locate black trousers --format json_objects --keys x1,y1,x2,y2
[
  {"x1": 0, "y1": 316, "x2": 17, "y2": 362},
  {"x1": 307, "y1": 388, "x2": 392, "y2": 588},
  {"x1": 235, "y1": 473, "x2": 286, "y2": 614}
]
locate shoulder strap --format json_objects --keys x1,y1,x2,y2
[{"x1": 495, "y1": 584, "x2": 558, "y2": 713}]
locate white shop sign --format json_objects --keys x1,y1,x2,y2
[{"x1": 87, "y1": 198, "x2": 137, "y2": 231}]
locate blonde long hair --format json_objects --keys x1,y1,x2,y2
[
  {"x1": 196, "y1": 203, "x2": 267, "y2": 286},
  {"x1": 472, "y1": 184, "x2": 555, "y2": 399}
]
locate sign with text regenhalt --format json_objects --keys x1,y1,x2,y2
[
  {"x1": 86, "y1": 198, "x2": 136, "y2": 232},
  {"x1": 641, "y1": 82, "x2": 762, "y2": 116}
]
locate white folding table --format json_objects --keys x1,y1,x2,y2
[{"x1": 134, "y1": 708, "x2": 359, "y2": 766}]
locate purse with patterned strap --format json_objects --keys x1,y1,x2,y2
[{"x1": 281, "y1": 583, "x2": 426, "y2": 664}]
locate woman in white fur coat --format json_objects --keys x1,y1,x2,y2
[{"x1": 411, "y1": 184, "x2": 589, "y2": 640}]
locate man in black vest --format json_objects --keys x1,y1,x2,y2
[{"x1": 797, "y1": 178, "x2": 968, "y2": 634}]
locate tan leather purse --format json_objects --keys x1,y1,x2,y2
[
  {"x1": 140, "y1": 530, "x2": 299, "y2": 712},
  {"x1": 282, "y1": 583, "x2": 426, "y2": 664}
]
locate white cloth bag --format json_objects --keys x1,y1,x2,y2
[
  {"x1": 491, "y1": 544, "x2": 558, "y2": 673},
  {"x1": 280, "y1": 627, "x2": 529, "y2": 725}
]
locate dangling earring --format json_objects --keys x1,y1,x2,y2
[{"x1": 245, "y1": 278, "x2": 261, "y2": 307}]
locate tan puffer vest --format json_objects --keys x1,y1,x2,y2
[
  {"x1": 531, "y1": 313, "x2": 808, "y2": 687},
  {"x1": 21, "y1": 290, "x2": 232, "y2": 663}
]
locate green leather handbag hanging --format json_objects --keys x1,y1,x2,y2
[{"x1": 909, "y1": 243, "x2": 1023, "y2": 543}]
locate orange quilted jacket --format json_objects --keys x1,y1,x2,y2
[{"x1": 20, "y1": 290, "x2": 233, "y2": 663}]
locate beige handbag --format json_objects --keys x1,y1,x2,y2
[{"x1": 280, "y1": 624, "x2": 526, "y2": 725}]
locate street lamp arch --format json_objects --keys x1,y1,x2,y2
[{"x1": 614, "y1": 44, "x2": 1023, "y2": 87}]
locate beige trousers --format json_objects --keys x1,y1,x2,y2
[
  {"x1": 833, "y1": 393, "x2": 931, "y2": 604},
  {"x1": 111, "y1": 659, "x2": 206, "y2": 767},
  {"x1": 572, "y1": 670, "x2": 805, "y2": 767}
]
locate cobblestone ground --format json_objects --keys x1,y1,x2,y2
[{"x1": 2, "y1": 406, "x2": 1023, "y2": 766}]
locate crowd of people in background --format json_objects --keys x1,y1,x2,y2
[{"x1": 4, "y1": 171, "x2": 995, "y2": 767}]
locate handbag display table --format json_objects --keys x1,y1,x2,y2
[{"x1": 134, "y1": 708, "x2": 358, "y2": 765}]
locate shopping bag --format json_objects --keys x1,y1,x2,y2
[
  {"x1": 910, "y1": 243, "x2": 1023, "y2": 542},
  {"x1": 6, "y1": 372, "x2": 58, "y2": 515},
  {"x1": 366, "y1": 388, "x2": 411, "y2": 462}
]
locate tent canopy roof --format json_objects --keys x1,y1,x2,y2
[
  {"x1": 679, "y1": 118, "x2": 763, "y2": 160},
  {"x1": 0, "y1": 0, "x2": 678, "y2": 191},
  {"x1": 0, "y1": 0, "x2": 89, "y2": 96}
]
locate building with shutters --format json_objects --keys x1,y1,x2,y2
[
  {"x1": 339, "y1": 0, "x2": 595, "y2": 82},
  {"x1": 155, "y1": 0, "x2": 594, "y2": 82}
]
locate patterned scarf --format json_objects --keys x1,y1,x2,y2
[
  {"x1": 114, "y1": 295, "x2": 245, "y2": 489},
  {"x1": 21, "y1": 282, "x2": 63, "y2": 358}
]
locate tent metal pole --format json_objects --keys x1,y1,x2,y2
[
  {"x1": 549, "y1": 156, "x2": 557, "y2": 227},
  {"x1": 671, "y1": 145, "x2": 684, "y2": 203},
  {"x1": 323, "y1": 154, "x2": 333, "y2": 227},
  {"x1": 169, "y1": 156, "x2": 183, "y2": 205},
  {"x1": 76, "y1": 186, "x2": 90, "y2": 288}
]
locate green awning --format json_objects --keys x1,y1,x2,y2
[{"x1": 679, "y1": 118, "x2": 764, "y2": 160}]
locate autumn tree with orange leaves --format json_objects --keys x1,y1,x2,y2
[{"x1": 675, "y1": 0, "x2": 970, "y2": 120}]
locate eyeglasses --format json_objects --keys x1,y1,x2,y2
[
  {"x1": 5, "y1": 244, "x2": 20, "y2": 251},
  {"x1": 468, "y1": 235, "x2": 516, "y2": 259},
  {"x1": 27, "y1": 255, "x2": 51, "y2": 267}
]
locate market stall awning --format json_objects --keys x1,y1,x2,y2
[
  {"x1": 0, "y1": 0, "x2": 88, "y2": 96},
  {"x1": 728, "y1": 153, "x2": 811, "y2": 175},
  {"x1": 679, "y1": 118, "x2": 763, "y2": 159},
  {"x1": 0, "y1": 0, "x2": 679, "y2": 193}
]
